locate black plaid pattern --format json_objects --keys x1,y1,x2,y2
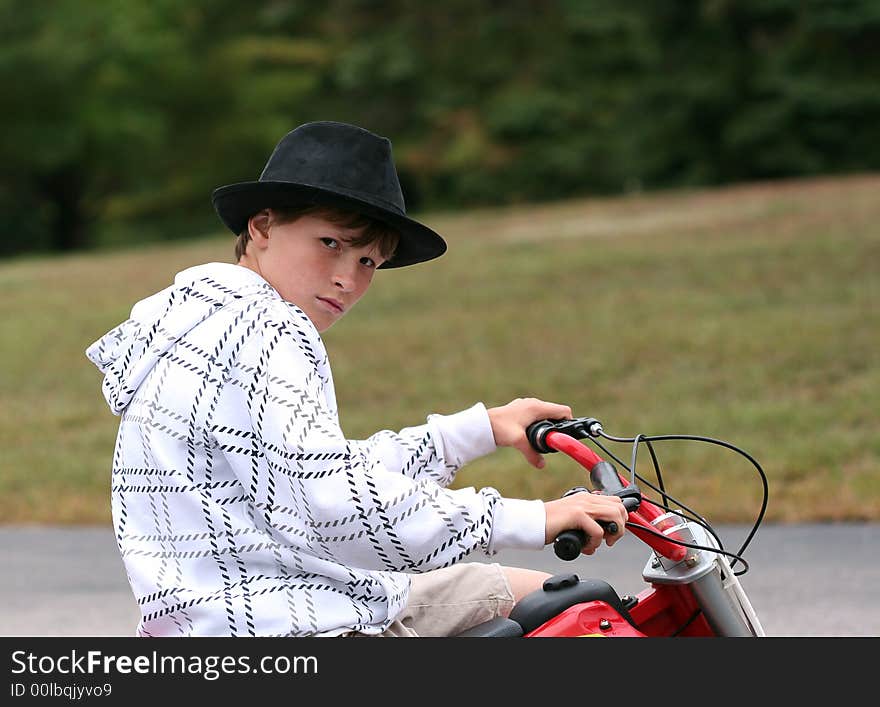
[{"x1": 87, "y1": 263, "x2": 507, "y2": 636}]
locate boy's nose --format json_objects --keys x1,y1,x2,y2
[{"x1": 333, "y1": 265, "x2": 356, "y2": 292}]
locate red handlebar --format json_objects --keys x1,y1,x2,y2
[{"x1": 545, "y1": 431, "x2": 688, "y2": 562}]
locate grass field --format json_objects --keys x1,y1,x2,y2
[{"x1": 1, "y1": 174, "x2": 877, "y2": 525}]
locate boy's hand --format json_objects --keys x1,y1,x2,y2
[
  {"x1": 487, "y1": 397, "x2": 572, "y2": 469},
  {"x1": 544, "y1": 492, "x2": 628, "y2": 553}
]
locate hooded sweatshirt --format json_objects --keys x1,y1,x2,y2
[{"x1": 86, "y1": 262, "x2": 545, "y2": 636}]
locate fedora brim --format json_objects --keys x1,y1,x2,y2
[{"x1": 212, "y1": 181, "x2": 447, "y2": 269}]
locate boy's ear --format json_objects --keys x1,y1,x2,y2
[{"x1": 247, "y1": 209, "x2": 272, "y2": 246}]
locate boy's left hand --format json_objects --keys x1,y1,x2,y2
[{"x1": 487, "y1": 398, "x2": 572, "y2": 469}]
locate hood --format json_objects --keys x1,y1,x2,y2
[{"x1": 86, "y1": 262, "x2": 275, "y2": 415}]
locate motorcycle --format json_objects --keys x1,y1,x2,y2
[{"x1": 458, "y1": 416, "x2": 768, "y2": 637}]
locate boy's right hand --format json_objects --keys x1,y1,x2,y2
[
  {"x1": 486, "y1": 397, "x2": 572, "y2": 469},
  {"x1": 544, "y1": 492, "x2": 628, "y2": 555}
]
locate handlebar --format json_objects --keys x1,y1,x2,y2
[
  {"x1": 553, "y1": 493, "x2": 643, "y2": 560},
  {"x1": 526, "y1": 418, "x2": 688, "y2": 563}
]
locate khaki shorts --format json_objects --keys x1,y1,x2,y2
[{"x1": 349, "y1": 562, "x2": 515, "y2": 637}]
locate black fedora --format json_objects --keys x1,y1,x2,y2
[{"x1": 212, "y1": 121, "x2": 446, "y2": 269}]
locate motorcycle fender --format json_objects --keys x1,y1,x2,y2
[{"x1": 523, "y1": 601, "x2": 648, "y2": 637}]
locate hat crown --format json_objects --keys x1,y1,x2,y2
[{"x1": 259, "y1": 121, "x2": 406, "y2": 215}]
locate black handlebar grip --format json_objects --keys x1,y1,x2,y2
[
  {"x1": 526, "y1": 420, "x2": 557, "y2": 454},
  {"x1": 553, "y1": 520, "x2": 620, "y2": 561},
  {"x1": 554, "y1": 529, "x2": 586, "y2": 561}
]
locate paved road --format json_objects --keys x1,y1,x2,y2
[{"x1": 2, "y1": 524, "x2": 878, "y2": 637}]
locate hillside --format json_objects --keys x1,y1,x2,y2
[{"x1": 1, "y1": 174, "x2": 877, "y2": 524}]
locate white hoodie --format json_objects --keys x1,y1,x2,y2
[{"x1": 86, "y1": 262, "x2": 545, "y2": 636}]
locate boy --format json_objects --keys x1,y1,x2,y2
[{"x1": 86, "y1": 121, "x2": 627, "y2": 637}]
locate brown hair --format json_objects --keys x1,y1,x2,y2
[{"x1": 234, "y1": 205, "x2": 400, "y2": 263}]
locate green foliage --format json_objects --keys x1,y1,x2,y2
[{"x1": 1, "y1": 1, "x2": 879, "y2": 257}]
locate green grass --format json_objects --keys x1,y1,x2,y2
[{"x1": 2, "y1": 174, "x2": 878, "y2": 525}]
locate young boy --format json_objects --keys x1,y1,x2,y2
[{"x1": 86, "y1": 121, "x2": 627, "y2": 637}]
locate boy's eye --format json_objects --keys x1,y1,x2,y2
[
  {"x1": 360, "y1": 256, "x2": 376, "y2": 268},
  {"x1": 320, "y1": 237, "x2": 339, "y2": 249}
]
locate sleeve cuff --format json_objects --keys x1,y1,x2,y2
[
  {"x1": 487, "y1": 497, "x2": 546, "y2": 553},
  {"x1": 427, "y1": 402, "x2": 497, "y2": 469}
]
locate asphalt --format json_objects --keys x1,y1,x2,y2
[{"x1": 2, "y1": 523, "x2": 878, "y2": 637}]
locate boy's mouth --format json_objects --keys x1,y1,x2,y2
[{"x1": 316, "y1": 296, "x2": 345, "y2": 314}]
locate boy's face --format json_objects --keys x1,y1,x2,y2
[{"x1": 244, "y1": 212, "x2": 386, "y2": 332}]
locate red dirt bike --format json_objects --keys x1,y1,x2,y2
[{"x1": 458, "y1": 416, "x2": 768, "y2": 637}]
